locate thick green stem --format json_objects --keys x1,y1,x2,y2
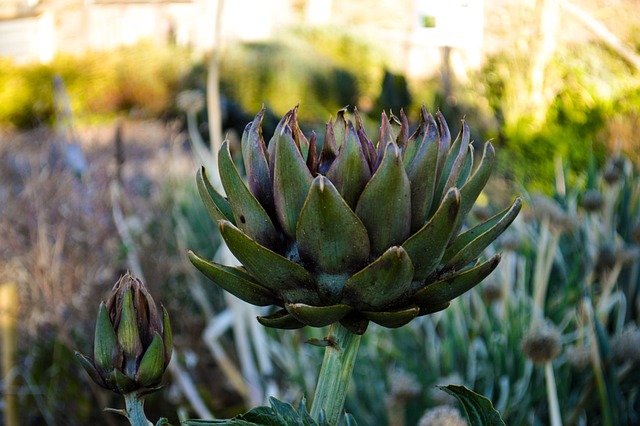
[
  {"x1": 310, "y1": 322, "x2": 362, "y2": 425},
  {"x1": 123, "y1": 392, "x2": 151, "y2": 426}
]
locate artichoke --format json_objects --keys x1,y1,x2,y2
[
  {"x1": 75, "y1": 273, "x2": 172, "y2": 394},
  {"x1": 189, "y1": 106, "x2": 521, "y2": 334}
]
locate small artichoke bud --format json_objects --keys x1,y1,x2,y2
[
  {"x1": 75, "y1": 273, "x2": 172, "y2": 394},
  {"x1": 521, "y1": 320, "x2": 562, "y2": 364}
]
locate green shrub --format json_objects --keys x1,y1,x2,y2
[
  {"x1": 218, "y1": 26, "x2": 388, "y2": 124},
  {"x1": 479, "y1": 44, "x2": 640, "y2": 192},
  {"x1": 0, "y1": 42, "x2": 192, "y2": 128}
]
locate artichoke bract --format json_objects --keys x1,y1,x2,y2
[
  {"x1": 75, "y1": 273, "x2": 172, "y2": 394},
  {"x1": 189, "y1": 106, "x2": 521, "y2": 334}
]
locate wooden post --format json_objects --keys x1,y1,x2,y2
[{"x1": 1, "y1": 283, "x2": 19, "y2": 426}]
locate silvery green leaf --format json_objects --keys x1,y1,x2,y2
[{"x1": 437, "y1": 385, "x2": 506, "y2": 426}]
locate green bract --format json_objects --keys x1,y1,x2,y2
[
  {"x1": 75, "y1": 273, "x2": 172, "y2": 394},
  {"x1": 189, "y1": 106, "x2": 521, "y2": 334}
]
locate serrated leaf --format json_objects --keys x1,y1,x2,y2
[
  {"x1": 437, "y1": 385, "x2": 506, "y2": 426},
  {"x1": 343, "y1": 413, "x2": 358, "y2": 426}
]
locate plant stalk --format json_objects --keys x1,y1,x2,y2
[
  {"x1": 544, "y1": 362, "x2": 562, "y2": 426},
  {"x1": 123, "y1": 392, "x2": 152, "y2": 426},
  {"x1": 310, "y1": 322, "x2": 362, "y2": 425}
]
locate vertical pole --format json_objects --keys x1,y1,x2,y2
[{"x1": 1, "y1": 283, "x2": 19, "y2": 426}]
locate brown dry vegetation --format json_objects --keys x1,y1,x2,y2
[{"x1": 0, "y1": 119, "x2": 209, "y2": 423}]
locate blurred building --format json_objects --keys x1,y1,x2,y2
[{"x1": 0, "y1": 0, "x2": 485, "y2": 78}]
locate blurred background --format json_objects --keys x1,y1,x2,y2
[{"x1": 0, "y1": 0, "x2": 639, "y2": 425}]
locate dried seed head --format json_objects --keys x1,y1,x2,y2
[
  {"x1": 521, "y1": 320, "x2": 562, "y2": 364},
  {"x1": 429, "y1": 374, "x2": 464, "y2": 406},
  {"x1": 615, "y1": 246, "x2": 640, "y2": 265},
  {"x1": 387, "y1": 369, "x2": 421, "y2": 403},
  {"x1": 176, "y1": 90, "x2": 205, "y2": 115},
  {"x1": 530, "y1": 196, "x2": 576, "y2": 234},
  {"x1": 566, "y1": 345, "x2": 591, "y2": 370},
  {"x1": 631, "y1": 223, "x2": 640, "y2": 244},
  {"x1": 582, "y1": 189, "x2": 604, "y2": 212},
  {"x1": 595, "y1": 244, "x2": 639, "y2": 275},
  {"x1": 531, "y1": 196, "x2": 564, "y2": 223},
  {"x1": 482, "y1": 279, "x2": 503, "y2": 304},
  {"x1": 418, "y1": 406, "x2": 468, "y2": 426},
  {"x1": 595, "y1": 244, "x2": 617, "y2": 273},
  {"x1": 612, "y1": 325, "x2": 640, "y2": 364},
  {"x1": 603, "y1": 157, "x2": 626, "y2": 184},
  {"x1": 499, "y1": 232, "x2": 521, "y2": 251}
]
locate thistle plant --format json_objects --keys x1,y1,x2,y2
[
  {"x1": 188, "y1": 105, "x2": 520, "y2": 424},
  {"x1": 76, "y1": 273, "x2": 173, "y2": 426}
]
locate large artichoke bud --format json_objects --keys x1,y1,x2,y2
[
  {"x1": 189, "y1": 106, "x2": 521, "y2": 334},
  {"x1": 75, "y1": 273, "x2": 172, "y2": 394}
]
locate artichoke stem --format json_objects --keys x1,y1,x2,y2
[
  {"x1": 310, "y1": 322, "x2": 362, "y2": 425},
  {"x1": 123, "y1": 392, "x2": 152, "y2": 426}
]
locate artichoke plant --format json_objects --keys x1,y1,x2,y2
[{"x1": 189, "y1": 106, "x2": 521, "y2": 335}]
